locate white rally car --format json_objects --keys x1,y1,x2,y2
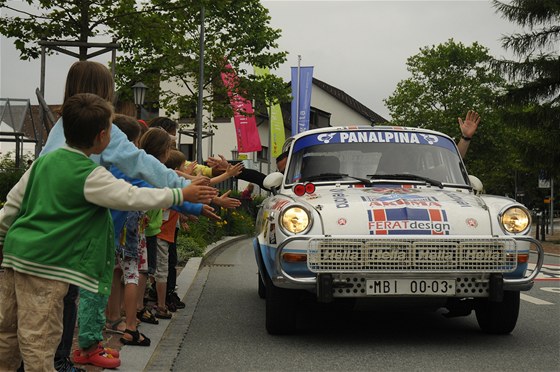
[{"x1": 254, "y1": 126, "x2": 544, "y2": 335}]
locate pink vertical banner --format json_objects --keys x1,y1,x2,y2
[{"x1": 220, "y1": 64, "x2": 262, "y2": 153}]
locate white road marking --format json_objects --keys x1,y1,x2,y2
[
  {"x1": 520, "y1": 293, "x2": 554, "y2": 305},
  {"x1": 541, "y1": 287, "x2": 560, "y2": 294}
]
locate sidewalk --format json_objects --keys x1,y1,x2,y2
[
  {"x1": 529, "y1": 220, "x2": 560, "y2": 256},
  {"x1": 73, "y1": 235, "x2": 247, "y2": 372}
]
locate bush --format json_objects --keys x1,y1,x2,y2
[
  {"x1": 0, "y1": 152, "x2": 32, "y2": 203},
  {"x1": 175, "y1": 206, "x2": 257, "y2": 265},
  {"x1": 176, "y1": 234, "x2": 205, "y2": 265}
]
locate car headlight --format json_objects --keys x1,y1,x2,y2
[
  {"x1": 280, "y1": 206, "x2": 311, "y2": 234},
  {"x1": 500, "y1": 206, "x2": 531, "y2": 234}
]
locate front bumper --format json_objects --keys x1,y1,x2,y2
[{"x1": 267, "y1": 235, "x2": 544, "y2": 295}]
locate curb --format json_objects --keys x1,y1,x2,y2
[{"x1": 118, "y1": 235, "x2": 249, "y2": 372}]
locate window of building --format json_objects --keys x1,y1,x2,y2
[{"x1": 257, "y1": 146, "x2": 269, "y2": 162}]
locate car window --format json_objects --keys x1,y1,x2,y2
[{"x1": 286, "y1": 131, "x2": 467, "y2": 185}]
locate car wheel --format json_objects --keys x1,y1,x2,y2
[
  {"x1": 265, "y1": 281, "x2": 297, "y2": 335},
  {"x1": 475, "y1": 291, "x2": 520, "y2": 334},
  {"x1": 258, "y1": 272, "x2": 266, "y2": 299}
]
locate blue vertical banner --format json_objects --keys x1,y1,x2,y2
[{"x1": 291, "y1": 66, "x2": 314, "y2": 136}]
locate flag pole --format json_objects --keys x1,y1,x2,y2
[{"x1": 296, "y1": 55, "x2": 301, "y2": 135}]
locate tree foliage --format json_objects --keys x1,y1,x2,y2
[
  {"x1": 0, "y1": 0, "x2": 138, "y2": 60},
  {"x1": 492, "y1": 0, "x2": 560, "y2": 181},
  {"x1": 384, "y1": 39, "x2": 514, "y2": 194},
  {"x1": 113, "y1": 0, "x2": 290, "y2": 123},
  {"x1": 0, "y1": 0, "x2": 291, "y2": 120}
]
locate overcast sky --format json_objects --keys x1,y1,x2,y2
[{"x1": 0, "y1": 0, "x2": 523, "y2": 120}]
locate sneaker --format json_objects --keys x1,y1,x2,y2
[
  {"x1": 169, "y1": 291, "x2": 186, "y2": 309},
  {"x1": 54, "y1": 357, "x2": 86, "y2": 372},
  {"x1": 166, "y1": 299, "x2": 177, "y2": 312},
  {"x1": 72, "y1": 343, "x2": 119, "y2": 359},
  {"x1": 154, "y1": 305, "x2": 172, "y2": 319},
  {"x1": 72, "y1": 345, "x2": 121, "y2": 369}
]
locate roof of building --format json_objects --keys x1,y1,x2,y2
[{"x1": 311, "y1": 77, "x2": 387, "y2": 124}]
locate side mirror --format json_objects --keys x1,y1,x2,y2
[
  {"x1": 263, "y1": 172, "x2": 283, "y2": 195},
  {"x1": 468, "y1": 175, "x2": 483, "y2": 195}
]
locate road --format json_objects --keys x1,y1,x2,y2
[{"x1": 149, "y1": 238, "x2": 560, "y2": 372}]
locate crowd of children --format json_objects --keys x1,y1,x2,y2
[{"x1": 0, "y1": 61, "x2": 243, "y2": 371}]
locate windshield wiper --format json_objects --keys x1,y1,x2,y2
[
  {"x1": 367, "y1": 173, "x2": 443, "y2": 188},
  {"x1": 303, "y1": 173, "x2": 371, "y2": 183}
]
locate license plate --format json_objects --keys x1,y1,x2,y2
[{"x1": 366, "y1": 279, "x2": 455, "y2": 296}]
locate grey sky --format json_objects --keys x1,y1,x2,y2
[{"x1": 1, "y1": 0, "x2": 523, "y2": 120}]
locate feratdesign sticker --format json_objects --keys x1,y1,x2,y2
[{"x1": 367, "y1": 207, "x2": 450, "y2": 235}]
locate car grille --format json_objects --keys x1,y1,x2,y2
[{"x1": 307, "y1": 237, "x2": 517, "y2": 273}]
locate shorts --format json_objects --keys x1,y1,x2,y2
[
  {"x1": 154, "y1": 238, "x2": 170, "y2": 282},
  {"x1": 137, "y1": 230, "x2": 148, "y2": 274},
  {"x1": 117, "y1": 254, "x2": 139, "y2": 285}
]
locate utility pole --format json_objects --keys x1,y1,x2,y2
[{"x1": 196, "y1": 6, "x2": 205, "y2": 163}]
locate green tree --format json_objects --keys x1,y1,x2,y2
[
  {"x1": 0, "y1": 0, "x2": 290, "y2": 118},
  {"x1": 492, "y1": 0, "x2": 560, "y2": 184},
  {"x1": 113, "y1": 0, "x2": 290, "y2": 124},
  {"x1": 384, "y1": 39, "x2": 513, "y2": 194},
  {"x1": 0, "y1": 0, "x2": 138, "y2": 60}
]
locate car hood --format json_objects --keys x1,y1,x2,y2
[{"x1": 298, "y1": 186, "x2": 492, "y2": 236}]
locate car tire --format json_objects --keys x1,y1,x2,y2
[
  {"x1": 475, "y1": 290, "x2": 520, "y2": 334},
  {"x1": 265, "y1": 281, "x2": 297, "y2": 335}
]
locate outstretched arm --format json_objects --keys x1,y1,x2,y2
[
  {"x1": 212, "y1": 190, "x2": 241, "y2": 209},
  {"x1": 209, "y1": 163, "x2": 244, "y2": 185},
  {"x1": 457, "y1": 110, "x2": 480, "y2": 158}
]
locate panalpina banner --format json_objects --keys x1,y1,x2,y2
[
  {"x1": 221, "y1": 64, "x2": 262, "y2": 153},
  {"x1": 254, "y1": 66, "x2": 285, "y2": 158},
  {"x1": 291, "y1": 66, "x2": 314, "y2": 136}
]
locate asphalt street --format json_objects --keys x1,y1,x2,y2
[{"x1": 143, "y1": 238, "x2": 560, "y2": 372}]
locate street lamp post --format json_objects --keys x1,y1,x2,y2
[{"x1": 132, "y1": 82, "x2": 147, "y2": 119}]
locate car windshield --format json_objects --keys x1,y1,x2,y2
[{"x1": 285, "y1": 130, "x2": 468, "y2": 186}]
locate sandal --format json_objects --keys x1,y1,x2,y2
[
  {"x1": 120, "y1": 329, "x2": 151, "y2": 346},
  {"x1": 154, "y1": 305, "x2": 172, "y2": 319},
  {"x1": 137, "y1": 307, "x2": 159, "y2": 325},
  {"x1": 104, "y1": 319, "x2": 126, "y2": 334}
]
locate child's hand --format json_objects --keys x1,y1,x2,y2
[
  {"x1": 226, "y1": 163, "x2": 244, "y2": 177},
  {"x1": 212, "y1": 190, "x2": 241, "y2": 209},
  {"x1": 179, "y1": 214, "x2": 196, "y2": 231},
  {"x1": 190, "y1": 175, "x2": 211, "y2": 186},
  {"x1": 201, "y1": 204, "x2": 221, "y2": 221},
  {"x1": 207, "y1": 154, "x2": 229, "y2": 171},
  {"x1": 181, "y1": 184, "x2": 218, "y2": 204},
  {"x1": 175, "y1": 170, "x2": 196, "y2": 180},
  {"x1": 185, "y1": 161, "x2": 198, "y2": 175}
]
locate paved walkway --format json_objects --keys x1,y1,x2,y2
[{"x1": 73, "y1": 236, "x2": 247, "y2": 372}]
